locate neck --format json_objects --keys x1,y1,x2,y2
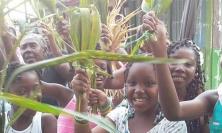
[
  {"x1": 9, "y1": 109, "x2": 35, "y2": 130},
  {"x1": 134, "y1": 107, "x2": 156, "y2": 121},
  {"x1": 176, "y1": 87, "x2": 187, "y2": 101}
]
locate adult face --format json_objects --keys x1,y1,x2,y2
[
  {"x1": 20, "y1": 34, "x2": 46, "y2": 64},
  {"x1": 169, "y1": 48, "x2": 197, "y2": 90}
]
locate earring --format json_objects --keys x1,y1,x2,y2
[{"x1": 124, "y1": 85, "x2": 127, "y2": 99}]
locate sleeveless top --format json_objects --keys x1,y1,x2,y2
[
  {"x1": 4, "y1": 112, "x2": 42, "y2": 133},
  {"x1": 209, "y1": 84, "x2": 222, "y2": 133}
]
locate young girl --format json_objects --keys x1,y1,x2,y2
[
  {"x1": 72, "y1": 61, "x2": 187, "y2": 133},
  {"x1": 144, "y1": 11, "x2": 221, "y2": 133},
  {"x1": 167, "y1": 40, "x2": 208, "y2": 133},
  {"x1": 4, "y1": 63, "x2": 57, "y2": 133},
  {"x1": 104, "y1": 18, "x2": 209, "y2": 132}
]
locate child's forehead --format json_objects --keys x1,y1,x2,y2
[
  {"x1": 12, "y1": 71, "x2": 38, "y2": 84},
  {"x1": 129, "y1": 63, "x2": 155, "y2": 73}
]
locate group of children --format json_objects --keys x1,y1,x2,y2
[{"x1": 1, "y1": 10, "x2": 222, "y2": 133}]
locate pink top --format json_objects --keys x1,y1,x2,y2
[
  {"x1": 57, "y1": 97, "x2": 96, "y2": 133},
  {"x1": 57, "y1": 97, "x2": 76, "y2": 133}
]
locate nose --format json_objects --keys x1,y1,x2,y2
[
  {"x1": 21, "y1": 45, "x2": 32, "y2": 54},
  {"x1": 174, "y1": 64, "x2": 185, "y2": 72},
  {"x1": 134, "y1": 84, "x2": 145, "y2": 93}
]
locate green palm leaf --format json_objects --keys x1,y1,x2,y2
[
  {"x1": 141, "y1": 0, "x2": 173, "y2": 16},
  {"x1": 5, "y1": 50, "x2": 188, "y2": 89},
  {"x1": 0, "y1": 92, "x2": 118, "y2": 133}
]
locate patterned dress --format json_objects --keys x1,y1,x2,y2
[{"x1": 107, "y1": 101, "x2": 187, "y2": 133}]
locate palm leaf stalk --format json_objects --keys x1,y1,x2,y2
[
  {"x1": 5, "y1": 50, "x2": 188, "y2": 91},
  {"x1": 0, "y1": 92, "x2": 118, "y2": 133},
  {"x1": 69, "y1": 4, "x2": 102, "y2": 114},
  {"x1": 101, "y1": 0, "x2": 141, "y2": 53}
]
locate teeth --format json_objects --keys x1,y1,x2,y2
[
  {"x1": 173, "y1": 76, "x2": 184, "y2": 81},
  {"x1": 134, "y1": 98, "x2": 147, "y2": 102}
]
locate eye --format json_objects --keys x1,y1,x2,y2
[
  {"x1": 30, "y1": 43, "x2": 37, "y2": 49},
  {"x1": 20, "y1": 44, "x2": 27, "y2": 50},
  {"x1": 144, "y1": 81, "x2": 156, "y2": 87},
  {"x1": 184, "y1": 62, "x2": 193, "y2": 68},
  {"x1": 127, "y1": 81, "x2": 136, "y2": 86}
]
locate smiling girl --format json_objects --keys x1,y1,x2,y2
[{"x1": 72, "y1": 61, "x2": 187, "y2": 133}]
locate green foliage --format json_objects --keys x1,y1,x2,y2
[
  {"x1": 5, "y1": 50, "x2": 188, "y2": 90},
  {"x1": 0, "y1": 92, "x2": 118, "y2": 133},
  {"x1": 141, "y1": 0, "x2": 173, "y2": 16},
  {"x1": 93, "y1": 0, "x2": 108, "y2": 24}
]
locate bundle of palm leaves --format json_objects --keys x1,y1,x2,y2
[{"x1": 100, "y1": 0, "x2": 141, "y2": 52}]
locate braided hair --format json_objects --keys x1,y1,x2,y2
[
  {"x1": 167, "y1": 39, "x2": 205, "y2": 133},
  {"x1": 123, "y1": 62, "x2": 164, "y2": 125}
]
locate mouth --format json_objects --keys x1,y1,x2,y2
[
  {"x1": 96, "y1": 78, "x2": 104, "y2": 87},
  {"x1": 23, "y1": 53, "x2": 37, "y2": 63},
  {"x1": 132, "y1": 96, "x2": 149, "y2": 106},
  {"x1": 172, "y1": 75, "x2": 185, "y2": 82}
]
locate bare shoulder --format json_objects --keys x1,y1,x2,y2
[
  {"x1": 42, "y1": 113, "x2": 57, "y2": 133},
  {"x1": 197, "y1": 90, "x2": 218, "y2": 114}
]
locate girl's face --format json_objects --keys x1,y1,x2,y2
[
  {"x1": 169, "y1": 48, "x2": 197, "y2": 90},
  {"x1": 9, "y1": 71, "x2": 41, "y2": 115},
  {"x1": 9, "y1": 71, "x2": 42, "y2": 100},
  {"x1": 126, "y1": 63, "x2": 158, "y2": 112}
]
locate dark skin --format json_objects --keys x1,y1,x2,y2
[
  {"x1": 169, "y1": 48, "x2": 197, "y2": 100},
  {"x1": 41, "y1": 81, "x2": 73, "y2": 107},
  {"x1": 145, "y1": 11, "x2": 218, "y2": 123},
  {"x1": 169, "y1": 47, "x2": 209, "y2": 132},
  {"x1": 8, "y1": 71, "x2": 57, "y2": 133},
  {"x1": 20, "y1": 31, "x2": 74, "y2": 82},
  {"x1": 73, "y1": 63, "x2": 159, "y2": 133}
]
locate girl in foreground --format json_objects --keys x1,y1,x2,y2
[
  {"x1": 145, "y1": 11, "x2": 221, "y2": 132},
  {"x1": 71, "y1": 61, "x2": 187, "y2": 133}
]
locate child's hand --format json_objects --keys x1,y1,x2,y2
[
  {"x1": 142, "y1": 11, "x2": 168, "y2": 57},
  {"x1": 71, "y1": 69, "x2": 90, "y2": 97},
  {"x1": 88, "y1": 89, "x2": 108, "y2": 107}
]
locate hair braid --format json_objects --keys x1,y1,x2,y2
[{"x1": 168, "y1": 39, "x2": 206, "y2": 133}]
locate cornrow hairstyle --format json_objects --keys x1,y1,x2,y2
[
  {"x1": 123, "y1": 61, "x2": 164, "y2": 125},
  {"x1": 5, "y1": 62, "x2": 41, "y2": 92},
  {"x1": 167, "y1": 39, "x2": 206, "y2": 133}
]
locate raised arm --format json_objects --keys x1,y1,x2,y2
[
  {"x1": 2, "y1": 30, "x2": 20, "y2": 63},
  {"x1": 41, "y1": 81, "x2": 73, "y2": 107},
  {"x1": 71, "y1": 69, "x2": 112, "y2": 133},
  {"x1": 103, "y1": 66, "x2": 125, "y2": 89},
  {"x1": 144, "y1": 11, "x2": 217, "y2": 121},
  {"x1": 43, "y1": 27, "x2": 74, "y2": 82}
]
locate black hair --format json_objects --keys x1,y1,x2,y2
[
  {"x1": 5, "y1": 62, "x2": 41, "y2": 92},
  {"x1": 167, "y1": 39, "x2": 206, "y2": 133},
  {"x1": 123, "y1": 62, "x2": 164, "y2": 125}
]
